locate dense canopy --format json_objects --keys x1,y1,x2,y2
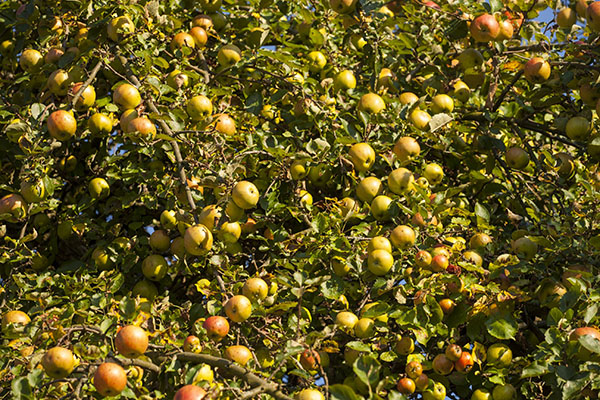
[{"x1": 1, "y1": 0, "x2": 600, "y2": 399}]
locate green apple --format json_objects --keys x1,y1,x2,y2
[
  {"x1": 89, "y1": 178, "x2": 110, "y2": 199},
  {"x1": 348, "y1": 142, "x2": 375, "y2": 172},
  {"x1": 368, "y1": 249, "x2": 394, "y2": 275},
  {"x1": 306, "y1": 51, "x2": 327, "y2": 73},
  {"x1": 388, "y1": 167, "x2": 414, "y2": 194}
]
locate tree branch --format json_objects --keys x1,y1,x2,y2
[{"x1": 70, "y1": 60, "x2": 103, "y2": 109}]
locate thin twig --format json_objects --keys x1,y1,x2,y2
[{"x1": 70, "y1": 60, "x2": 103, "y2": 109}]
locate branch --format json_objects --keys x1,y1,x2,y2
[
  {"x1": 492, "y1": 70, "x2": 523, "y2": 112},
  {"x1": 117, "y1": 55, "x2": 199, "y2": 221},
  {"x1": 70, "y1": 60, "x2": 103, "y2": 109},
  {"x1": 175, "y1": 352, "x2": 293, "y2": 400},
  {"x1": 516, "y1": 119, "x2": 585, "y2": 150},
  {"x1": 112, "y1": 357, "x2": 161, "y2": 374}
]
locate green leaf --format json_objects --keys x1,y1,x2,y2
[
  {"x1": 578, "y1": 335, "x2": 600, "y2": 354},
  {"x1": 488, "y1": 0, "x2": 503, "y2": 12},
  {"x1": 521, "y1": 361, "x2": 550, "y2": 378},
  {"x1": 474, "y1": 202, "x2": 490, "y2": 222},
  {"x1": 429, "y1": 113, "x2": 453, "y2": 132},
  {"x1": 485, "y1": 312, "x2": 518, "y2": 340},
  {"x1": 330, "y1": 384, "x2": 363, "y2": 400},
  {"x1": 353, "y1": 354, "x2": 380, "y2": 387}
]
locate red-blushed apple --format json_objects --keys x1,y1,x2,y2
[
  {"x1": 94, "y1": 362, "x2": 127, "y2": 397},
  {"x1": 470, "y1": 14, "x2": 500, "y2": 42},
  {"x1": 524, "y1": 57, "x2": 551, "y2": 83},
  {"x1": 115, "y1": 325, "x2": 148, "y2": 358},
  {"x1": 203, "y1": 316, "x2": 230, "y2": 341},
  {"x1": 300, "y1": 349, "x2": 321, "y2": 370},
  {"x1": 454, "y1": 351, "x2": 474, "y2": 373},
  {"x1": 173, "y1": 384, "x2": 207, "y2": 400},
  {"x1": 47, "y1": 110, "x2": 77, "y2": 141},
  {"x1": 397, "y1": 377, "x2": 416, "y2": 394},
  {"x1": 405, "y1": 360, "x2": 423, "y2": 379}
]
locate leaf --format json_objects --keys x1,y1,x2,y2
[
  {"x1": 488, "y1": 0, "x2": 503, "y2": 12},
  {"x1": 429, "y1": 113, "x2": 453, "y2": 132},
  {"x1": 353, "y1": 354, "x2": 380, "y2": 387},
  {"x1": 330, "y1": 384, "x2": 363, "y2": 400},
  {"x1": 578, "y1": 335, "x2": 600, "y2": 354},
  {"x1": 521, "y1": 361, "x2": 550, "y2": 378},
  {"x1": 346, "y1": 341, "x2": 371, "y2": 352},
  {"x1": 485, "y1": 312, "x2": 518, "y2": 340},
  {"x1": 474, "y1": 202, "x2": 490, "y2": 222},
  {"x1": 584, "y1": 303, "x2": 598, "y2": 324}
]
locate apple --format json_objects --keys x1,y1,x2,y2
[
  {"x1": 565, "y1": 116, "x2": 590, "y2": 140},
  {"x1": 557, "y1": 7, "x2": 576, "y2": 28},
  {"x1": 290, "y1": 160, "x2": 308, "y2": 180},
  {"x1": 230, "y1": 181, "x2": 259, "y2": 209},
  {"x1": 217, "y1": 44, "x2": 241, "y2": 67},
  {"x1": 496, "y1": 19, "x2": 514, "y2": 40},
  {"x1": 357, "y1": 93, "x2": 385, "y2": 114},
  {"x1": 132, "y1": 280, "x2": 158, "y2": 301},
  {"x1": 453, "y1": 80, "x2": 471, "y2": 102},
  {"x1": 0, "y1": 40, "x2": 14, "y2": 56},
  {"x1": 89, "y1": 177, "x2": 110, "y2": 199},
  {"x1": 107, "y1": 15, "x2": 134, "y2": 42},
  {"x1": 297, "y1": 389, "x2": 325, "y2": 400},
  {"x1": 344, "y1": 347, "x2": 361, "y2": 365},
  {"x1": 183, "y1": 335, "x2": 201, "y2": 353},
  {"x1": 492, "y1": 384, "x2": 516, "y2": 400},
  {"x1": 167, "y1": 70, "x2": 190, "y2": 89},
  {"x1": 580, "y1": 83, "x2": 600, "y2": 105},
  {"x1": 356, "y1": 176, "x2": 383, "y2": 203},
  {"x1": 486, "y1": 343, "x2": 512, "y2": 367},
  {"x1": 120, "y1": 109, "x2": 139, "y2": 133},
  {"x1": 470, "y1": 14, "x2": 500, "y2": 42},
  {"x1": 225, "y1": 295, "x2": 252, "y2": 322},
  {"x1": 454, "y1": 351, "x2": 473, "y2": 373},
  {"x1": 141, "y1": 254, "x2": 168, "y2": 281},
  {"x1": 189, "y1": 26, "x2": 208, "y2": 48},
  {"x1": 431, "y1": 94, "x2": 454, "y2": 114},
  {"x1": 174, "y1": 384, "x2": 207, "y2": 400},
  {"x1": 423, "y1": 381, "x2": 446, "y2": 400},
  {"x1": 394, "y1": 336, "x2": 414, "y2": 355},
  {"x1": 354, "y1": 317, "x2": 375, "y2": 338},
  {"x1": 113, "y1": 83, "x2": 141, "y2": 111},
  {"x1": 20, "y1": 179, "x2": 45, "y2": 203},
  {"x1": 160, "y1": 210, "x2": 177, "y2": 230},
  {"x1": 299, "y1": 348, "x2": 321, "y2": 370},
  {"x1": 329, "y1": 0, "x2": 357, "y2": 13},
  {"x1": 511, "y1": 236, "x2": 537, "y2": 260},
  {"x1": 336, "y1": 311, "x2": 359, "y2": 332},
  {"x1": 399, "y1": 92, "x2": 419, "y2": 105},
  {"x1": 367, "y1": 236, "x2": 392, "y2": 253},
  {"x1": 42, "y1": 347, "x2": 76, "y2": 378},
  {"x1": 367, "y1": 249, "x2": 394, "y2": 276},
  {"x1": 70, "y1": 82, "x2": 96, "y2": 111},
  {"x1": 577, "y1": 0, "x2": 591, "y2": 17},
  {"x1": 415, "y1": 373, "x2": 429, "y2": 391},
  {"x1": 298, "y1": 190, "x2": 313, "y2": 208},
  {"x1": 94, "y1": 362, "x2": 127, "y2": 397},
  {"x1": 397, "y1": 377, "x2": 416, "y2": 394},
  {"x1": 370, "y1": 195, "x2": 392, "y2": 221},
  {"x1": 569, "y1": 327, "x2": 600, "y2": 361},
  {"x1": 242, "y1": 277, "x2": 268, "y2": 301},
  {"x1": 393, "y1": 136, "x2": 420, "y2": 163},
  {"x1": 47, "y1": 110, "x2": 77, "y2": 141},
  {"x1": 348, "y1": 142, "x2": 375, "y2": 172},
  {"x1": 524, "y1": 57, "x2": 551, "y2": 83},
  {"x1": 432, "y1": 353, "x2": 454, "y2": 375},
  {"x1": 430, "y1": 255, "x2": 449, "y2": 272},
  {"x1": 377, "y1": 68, "x2": 397, "y2": 92},
  {"x1": 149, "y1": 229, "x2": 170, "y2": 252},
  {"x1": 19, "y1": 49, "x2": 43, "y2": 72},
  {"x1": 331, "y1": 257, "x2": 350, "y2": 276},
  {"x1": 458, "y1": 48, "x2": 484, "y2": 70},
  {"x1": 171, "y1": 32, "x2": 195, "y2": 52},
  {"x1": 1, "y1": 310, "x2": 30, "y2": 337},
  {"x1": 215, "y1": 114, "x2": 236, "y2": 135},
  {"x1": 415, "y1": 250, "x2": 432, "y2": 268},
  {"x1": 471, "y1": 388, "x2": 493, "y2": 400},
  {"x1": 184, "y1": 225, "x2": 213, "y2": 255},
  {"x1": 405, "y1": 360, "x2": 423, "y2": 379},
  {"x1": 409, "y1": 109, "x2": 431, "y2": 131},
  {"x1": 48, "y1": 69, "x2": 70, "y2": 96},
  {"x1": 587, "y1": 1, "x2": 600, "y2": 30},
  {"x1": 88, "y1": 113, "x2": 113, "y2": 135},
  {"x1": 438, "y1": 298, "x2": 455, "y2": 314},
  {"x1": 423, "y1": 163, "x2": 443, "y2": 185},
  {"x1": 505, "y1": 147, "x2": 529, "y2": 170},
  {"x1": 115, "y1": 325, "x2": 148, "y2": 358},
  {"x1": 463, "y1": 250, "x2": 483, "y2": 267},
  {"x1": 537, "y1": 280, "x2": 566, "y2": 308},
  {"x1": 203, "y1": 316, "x2": 230, "y2": 341},
  {"x1": 92, "y1": 247, "x2": 113, "y2": 270},
  {"x1": 332, "y1": 70, "x2": 356, "y2": 92},
  {"x1": 388, "y1": 167, "x2": 415, "y2": 194},
  {"x1": 390, "y1": 225, "x2": 416, "y2": 248},
  {"x1": 445, "y1": 344, "x2": 462, "y2": 362},
  {"x1": 306, "y1": 51, "x2": 327, "y2": 73},
  {"x1": 469, "y1": 233, "x2": 492, "y2": 251},
  {"x1": 308, "y1": 163, "x2": 333, "y2": 186},
  {"x1": 127, "y1": 117, "x2": 157, "y2": 140},
  {"x1": 225, "y1": 345, "x2": 253, "y2": 366}
]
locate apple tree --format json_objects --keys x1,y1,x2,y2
[{"x1": 1, "y1": 0, "x2": 600, "y2": 399}]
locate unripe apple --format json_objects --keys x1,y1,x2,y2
[
  {"x1": 565, "y1": 116, "x2": 590, "y2": 140},
  {"x1": 492, "y1": 384, "x2": 516, "y2": 400},
  {"x1": 394, "y1": 336, "x2": 414, "y2": 355},
  {"x1": 171, "y1": 32, "x2": 195, "y2": 52},
  {"x1": 354, "y1": 317, "x2": 375, "y2": 338},
  {"x1": 88, "y1": 113, "x2": 113, "y2": 135},
  {"x1": 470, "y1": 14, "x2": 500, "y2": 42},
  {"x1": 107, "y1": 16, "x2": 134, "y2": 42},
  {"x1": 409, "y1": 109, "x2": 431, "y2": 131},
  {"x1": 173, "y1": 385, "x2": 207, "y2": 400},
  {"x1": 415, "y1": 250, "x2": 432, "y2": 268},
  {"x1": 370, "y1": 195, "x2": 392, "y2": 221},
  {"x1": 390, "y1": 225, "x2": 416, "y2": 248},
  {"x1": 41, "y1": 347, "x2": 76, "y2": 378},
  {"x1": 431, "y1": 94, "x2": 454, "y2": 114},
  {"x1": 306, "y1": 51, "x2": 327, "y2": 73},
  {"x1": 217, "y1": 44, "x2": 241, "y2": 67},
  {"x1": 486, "y1": 343, "x2": 512, "y2": 367},
  {"x1": 334, "y1": 69, "x2": 356, "y2": 91},
  {"x1": 471, "y1": 388, "x2": 492, "y2": 400},
  {"x1": 393, "y1": 137, "x2": 420, "y2": 163},
  {"x1": 423, "y1": 163, "x2": 443, "y2": 185},
  {"x1": 48, "y1": 69, "x2": 71, "y2": 96},
  {"x1": 47, "y1": 110, "x2": 77, "y2": 141},
  {"x1": 132, "y1": 280, "x2": 158, "y2": 301},
  {"x1": 20, "y1": 179, "x2": 45, "y2": 203},
  {"x1": 378, "y1": 68, "x2": 397, "y2": 92},
  {"x1": 94, "y1": 362, "x2": 127, "y2": 397},
  {"x1": 511, "y1": 236, "x2": 537, "y2": 260},
  {"x1": 524, "y1": 57, "x2": 551, "y2": 83},
  {"x1": 70, "y1": 82, "x2": 96, "y2": 111},
  {"x1": 142, "y1": 254, "x2": 168, "y2": 281},
  {"x1": 356, "y1": 176, "x2": 383, "y2": 203},
  {"x1": 89, "y1": 177, "x2": 110, "y2": 199},
  {"x1": 232, "y1": 181, "x2": 260, "y2": 209},
  {"x1": 367, "y1": 236, "x2": 392, "y2": 253},
  {"x1": 203, "y1": 316, "x2": 230, "y2": 341},
  {"x1": 405, "y1": 360, "x2": 423, "y2": 379},
  {"x1": 505, "y1": 147, "x2": 529, "y2": 169},
  {"x1": 348, "y1": 142, "x2": 375, "y2": 172},
  {"x1": 308, "y1": 163, "x2": 333, "y2": 186},
  {"x1": 113, "y1": 83, "x2": 141, "y2": 110},
  {"x1": 453, "y1": 80, "x2": 470, "y2": 102},
  {"x1": 19, "y1": 49, "x2": 43, "y2": 72},
  {"x1": 432, "y1": 353, "x2": 454, "y2": 375},
  {"x1": 336, "y1": 311, "x2": 359, "y2": 331},
  {"x1": 160, "y1": 210, "x2": 177, "y2": 230},
  {"x1": 458, "y1": 48, "x2": 484, "y2": 70},
  {"x1": 368, "y1": 249, "x2": 394, "y2": 275},
  {"x1": 329, "y1": 0, "x2": 357, "y2": 14},
  {"x1": 557, "y1": 7, "x2": 577, "y2": 28},
  {"x1": 150, "y1": 229, "x2": 170, "y2": 252},
  {"x1": 388, "y1": 167, "x2": 414, "y2": 194},
  {"x1": 184, "y1": 224, "x2": 213, "y2": 255},
  {"x1": 225, "y1": 295, "x2": 252, "y2": 322},
  {"x1": 331, "y1": 256, "x2": 350, "y2": 276},
  {"x1": 357, "y1": 93, "x2": 385, "y2": 114}
]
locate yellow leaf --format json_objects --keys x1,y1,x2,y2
[{"x1": 502, "y1": 61, "x2": 522, "y2": 71}]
